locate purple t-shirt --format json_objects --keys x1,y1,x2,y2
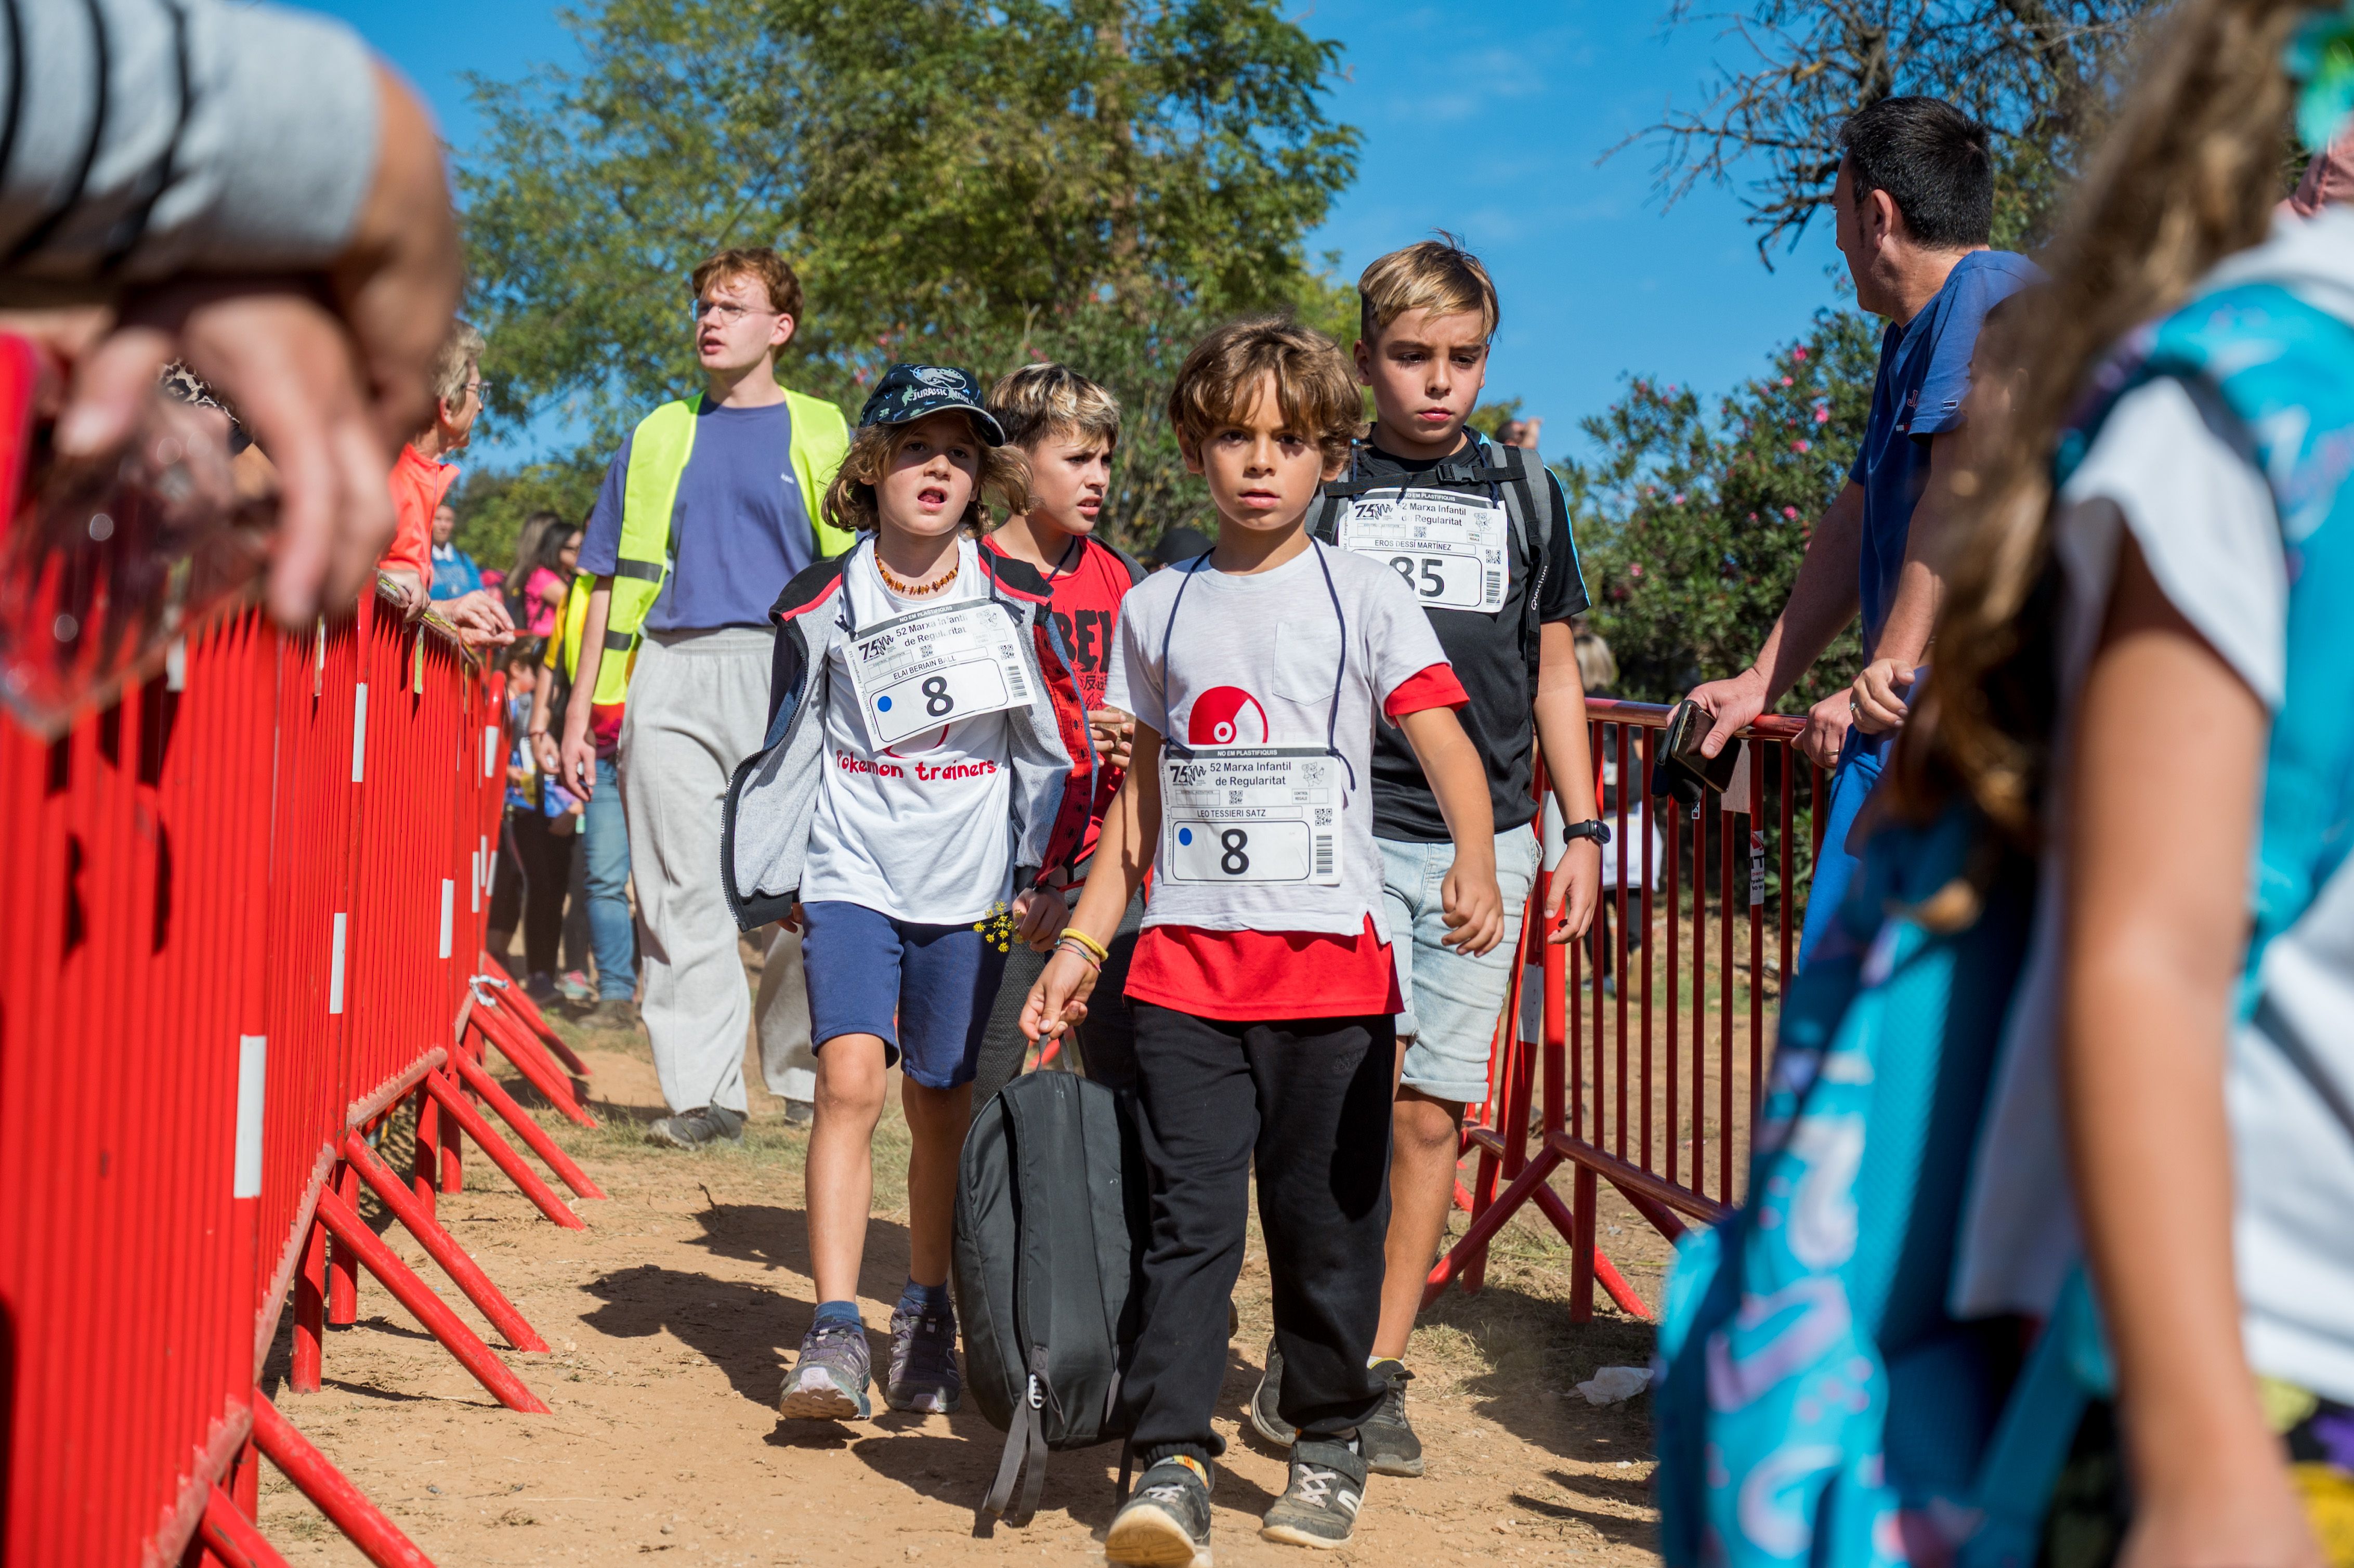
[
  {"x1": 579, "y1": 397, "x2": 817, "y2": 633},
  {"x1": 1848, "y1": 249, "x2": 2042, "y2": 649}
]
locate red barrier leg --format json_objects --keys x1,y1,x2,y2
[
  {"x1": 290, "y1": 1216, "x2": 326, "y2": 1394},
  {"x1": 479, "y1": 957, "x2": 593, "y2": 1077},
  {"x1": 1532, "y1": 1183, "x2": 1648, "y2": 1319},
  {"x1": 311, "y1": 1186, "x2": 550, "y2": 1412},
  {"x1": 423, "y1": 1068, "x2": 588, "y2": 1229},
  {"x1": 1421, "y1": 1145, "x2": 1562, "y2": 1309},
  {"x1": 251, "y1": 1395, "x2": 440, "y2": 1568},
  {"x1": 199, "y1": 1483, "x2": 293, "y2": 1568},
  {"x1": 448, "y1": 1044, "x2": 606, "y2": 1200},
  {"x1": 342, "y1": 1130, "x2": 548, "y2": 1352},
  {"x1": 470, "y1": 1005, "x2": 596, "y2": 1127},
  {"x1": 325, "y1": 1162, "x2": 360, "y2": 1327},
  {"x1": 442, "y1": 1036, "x2": 468, "y2": 1194},
  {"x1": 1569, "y1": 1164, "x2": 1599, "y2": 1323},
  {"x1": 410, "y1": 1086, "x2": 439, "y2": 1212}
]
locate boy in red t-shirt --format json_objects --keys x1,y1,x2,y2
[
  {"x1": 1024, "y1": 319, "x2": 1501, "y2": 1560},
  {"x1": 974, "y1": 365, "x2": 1148, "y2": 1101}
]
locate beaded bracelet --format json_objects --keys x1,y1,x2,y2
[{"x1": 1054, "y1": 937, "x2": 1102, "y2": 971}]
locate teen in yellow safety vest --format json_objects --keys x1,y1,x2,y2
[{"x1": 559, "y1": 387, "x2": 852, "y2": 704}]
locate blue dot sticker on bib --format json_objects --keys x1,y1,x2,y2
[
  {"x1": 1178, "y1": 827, "x2": 1193, "y2": 846},
  {"x1": 877, "y1": 695, "x2": 893, "y2": 711}
]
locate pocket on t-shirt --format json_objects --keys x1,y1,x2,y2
[{"x1": 1272, "y1": 617, "x2": 1344, "y2": 705}]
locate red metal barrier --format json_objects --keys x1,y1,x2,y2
[
  {"x1": 1432, "y1": 699, "x2": 1823, "y2": 1321},
  {"x1": 0, "y1": 585, "x2": 586, "y2": 1565}
]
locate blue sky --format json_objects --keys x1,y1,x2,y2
[{"x1": 311, "y1": 0, "x2": 1850, "y2": 467}]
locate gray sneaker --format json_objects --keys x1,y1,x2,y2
[
  {"x1": 1260, "y1": 1436, "x2": 1368, "y2": 1550},
  {"x1": 1249, "y1": 1338, "x2": 1296, "y2": 1447},
  {"x1": 780, "y1": 1098, "x2": 814, "y2": 1128},
  {"x1": 644, "y1": 1104, "x2": 743, "y2": 1148},
  {"x1": 583, "y1": 997, "x2": 638, "y2": 1030},
  {"x1": 883, "y1": 1300, "x2": 960, "y2": 1414},
  {"x1": 1360, "y1": 1360, "x2": 1423, "y2": 1477},
  {"x1": 779, "y1": 1319, "x2": 872, "y2": 1420},
  {"x1": 1106, "y1": 1457, "x2": 1213, "y2": 1568}
]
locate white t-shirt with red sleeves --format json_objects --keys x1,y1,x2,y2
[
  {"x1": 1106, "y1": 540, "x2": 1466, "y2": 1020},
  {"x1": 800, "y1": 539, "x2": 1017, "y2": 925}
]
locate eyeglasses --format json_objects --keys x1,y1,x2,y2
[
  {"x1": 467, "y1": 378, "x2": 495, "y2": 401},
  {"x1": 692, "y1": 298, "x2": 777, "y2": 325}
]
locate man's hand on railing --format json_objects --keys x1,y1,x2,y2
[
  {"x1": 1849, "y1": 657, "x2": 1915, "y2": 735},
  {"x1": 1546, "y1": 832, "x2": 1602, "y2": 943},
  {"x1": 1685, "y1": 667, "x2": 1768, "y2": 760},
  {"x1": 1800, "y1": 690, "x2": 1854, "y2": 770}
]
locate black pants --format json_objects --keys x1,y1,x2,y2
[
  {"x1": 489, "y1": 809, "x2": 571, "y2": 979},
  {"x1": 1122, "y1": 1003, "x2": 1395, "y2": 1465},
  {"x1": 970, "y1": 891, "x2": 1144, "y2": 1114}
]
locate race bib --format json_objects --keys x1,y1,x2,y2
[
  {"x1": 845, "y1": 599, "x2": 1031, "y2": 747},
  {"x1": 1159, "y1": 747, "x2": 1342, "y2": 886},
  {"x1": 1336, "y1": 491, "x2": 1511, "y2": 612}
]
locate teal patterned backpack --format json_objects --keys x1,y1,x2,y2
[{"x1": 1654, "y1": 268, "x2": 2354, "y2": 1565}]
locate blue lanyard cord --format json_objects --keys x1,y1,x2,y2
[{"x1": 1158, "y1": 540, "x2": 1355, "y2": 792}]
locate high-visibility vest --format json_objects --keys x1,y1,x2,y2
[{"x1": 584, "y1": 386, "x2": 853, "y2": 704}]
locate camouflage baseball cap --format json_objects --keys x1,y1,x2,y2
[{"x1": 856, "y1": 363, "x2": 1007, "y2": 446}]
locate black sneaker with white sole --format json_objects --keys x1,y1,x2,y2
[
  {"x1": 1105, "y1": 1456, "x2": 1213, "y2": 1568},
  {"x1": 1359, "y1": 1360, "x2": 1422, "y2": 1477},
  {"x1": 1248, "y1": 1338, "x2": 1297, "y2": 1447},
  {"x1": 644, "y1": 1104, "x2": 743, "y2": 1148},
  {"x1": 1259, "y1": 1436, "x2": 1368, "y2": 1550}
]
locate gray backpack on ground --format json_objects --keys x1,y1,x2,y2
[{"x1": 953, "y1": 1069, "x2": 1148, "y2": 1522}]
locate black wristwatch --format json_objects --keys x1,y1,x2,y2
[{"x1": 1562, "y1": 818, "x2": 1612, "y2": 847}]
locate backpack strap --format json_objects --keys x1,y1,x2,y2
[{"x1": 982, "y1": 1345, "x2": 1054, "y2": 1519}]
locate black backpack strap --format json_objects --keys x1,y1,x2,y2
[{"x1": 982, "y1": 1347, "x2": 1055, "y2": 1519}]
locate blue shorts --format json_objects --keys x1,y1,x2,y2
[
  {"x1": 1381, "y1": 825, "x2": 1541, "y2": 1104},
  {"x1": 797, "y1": 901, "x2": 1009, "y2": 1090}
]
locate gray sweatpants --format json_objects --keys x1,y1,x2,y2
[{"x1": 619, "y1": 628, "x2": 818, "y2": 1115}]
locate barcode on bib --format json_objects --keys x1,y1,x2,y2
[
  {"x1": 1484, "y1": 569, "x2": 1503, "y2": 602},
  {"x1": 1004, "y1": 662, "x2": 1030, "y2": 701},
  {"x1": 1313, "y1": 834, "x2": 1334, "y2": 877}
]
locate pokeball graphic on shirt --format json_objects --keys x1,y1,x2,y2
[{"x1": 1187, "y1": 686, "x2": 1268, "y2": 747}]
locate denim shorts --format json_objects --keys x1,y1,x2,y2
[
  {"x1": 797, "y1": 900, "x2": 1008, "y2": 1090},
  {"x1": 1380, "y1": 824, "x2": 1540, "y2": 1104}
]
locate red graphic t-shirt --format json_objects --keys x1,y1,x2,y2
[{"x1": 983, "y1": 533, "x2": 1136, "y2": 865}]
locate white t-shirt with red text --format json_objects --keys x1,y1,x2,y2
[{"x1": 801, "y1": 539, "x2": 1016, "y2": 924}]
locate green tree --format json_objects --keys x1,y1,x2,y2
[
  {"x1": 457, "y1": 0, "x2": 1360, "y2": 547},
  {"x1": 1568, "y1": 309, "x2": 1881, "y2": 703},
  {"x1": 1619, "y1": 1, "x2": 2162, "y2": 257}
]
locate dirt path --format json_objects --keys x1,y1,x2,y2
[{"x1": 256, "y1": 1009, "x2": 1672, "y2": 1567}]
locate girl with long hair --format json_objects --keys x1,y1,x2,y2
[{"x1": 1892, "y1": 1, "x2": 2354, "y2": 1557}]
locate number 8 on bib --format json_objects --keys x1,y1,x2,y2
[
  {"x1": 846, "y1": 599, "x2": 1033, "y2": 748},
  {"x1": 1158, "y1": 747, "x2": 1342, "y2": 886}
]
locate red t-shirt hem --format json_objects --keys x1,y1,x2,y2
[{"x1": 1123, "y1": 914, "x2": 1401, "y2": 1022}]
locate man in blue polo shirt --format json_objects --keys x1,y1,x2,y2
[{"x1": 1687, "y1": 95, "x2": 2039, "y2": 965}]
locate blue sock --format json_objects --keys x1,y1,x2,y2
[
  {"x1": 813, "y1": 1299, "x2": 861, "y2": 1330},
  {"x1": 898, "y1": 1278, "x2": 950, "y2": 1315}
]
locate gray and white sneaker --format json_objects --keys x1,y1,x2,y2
[
  {"x1": 1259, "y1": 1436, "x2": 1367, "y2": 1550},
  {"x1": 778, "y1": 1319, "x2": 872, "y2": 1420},
  {"x1": 1248, "y1": 1338, "x2": 1297, "y2": 1447},
  {"x1": 644, "y1": 1104, "x2": 743, "y2": 1149},
  {"x1": 883, "y1": 1300, "x2": 961, "y2": 1413},
  {"x1": 1359, "y1": 1360, "x2": 1423, "y2": 1477},
  {"x1": 1105, "y1": 1456, "x2": 1213, "y2": 1568}
]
